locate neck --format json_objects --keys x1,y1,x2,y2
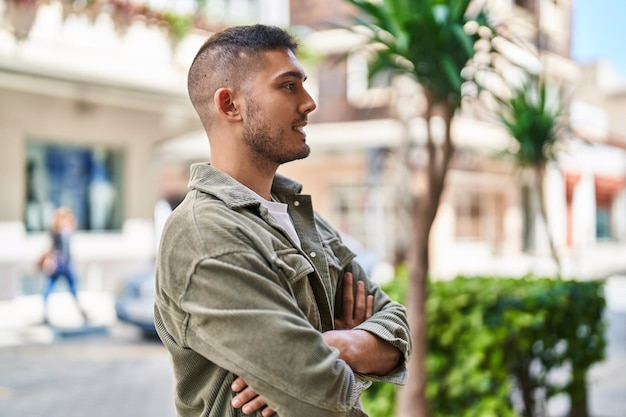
[
  {"x1": 208, "y1": 126, "x2": 279, "y2": 200},
  {"x1": 211, "y1": 155, "x2": 276, "y2": 201}
]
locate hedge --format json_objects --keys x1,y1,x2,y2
[{"x1": 361, "y1": 268, "x2": 606, "y2": 417}]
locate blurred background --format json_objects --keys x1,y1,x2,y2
[
  {"x1": 1, "y1": 0, "x2": 626, "y2": 301},
  {"x1": 0, "y1": 0, "x2": 625, "y2": 416}
]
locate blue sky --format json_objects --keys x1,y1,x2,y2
[{"x1": 571, "y1": 0, "x2": 626, "y2": 75}]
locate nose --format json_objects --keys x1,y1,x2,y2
[{"x1": 300, "y1": 88, "x2": 317, "y2": 115}]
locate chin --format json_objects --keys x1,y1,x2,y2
[
  {"x1": 279, "y1": 148, "x2": 310, "y2": 164},
  {"x1": 299, "y1": 144, "x2": 311, "y2": 159}
]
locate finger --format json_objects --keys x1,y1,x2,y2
[
  {"x1": 231, "y1": 376, "x2": 247, "y2": 392},
  {"x1": 354, "y1": 280, "x2": 367, "y2": 321},
  {"x1": 241, "y1": 394, "x2": 270, "y2": 415},
  {"x1": 342, "y1": 272, "x2": 354, "y2": 319},
  {"x1": 366, "y1": 294, "x2": 374, "y2": 319},
  {"x1": 232, "y1": 386, "x2": 257, "y2": 410},
  {"x1": 262, "y1": 405, "x2": 277, "y2": 417}
]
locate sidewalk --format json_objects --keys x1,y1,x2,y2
[
  {"x1": 583, "y1": 275, "x2": 626, "y2": 417},
  {"x1": 0, "y1": 291, "x2": 116, "y2": 347},
  {"x1": 1, "y1": 278, "x2": 625, "y2": 416}
]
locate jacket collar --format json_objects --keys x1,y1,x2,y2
[{"x1": 188, "y1": 163, "x2": 304, "y2": 209}]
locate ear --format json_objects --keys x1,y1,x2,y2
[{"x1": 214, "y1": 88, "x2": 242, "y2": 122}]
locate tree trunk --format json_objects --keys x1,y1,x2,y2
[
  {"x1": 534, "y1": 165, "x2": 561, "y2": 275},
  {"x1": 567, "y1": 368, "x2": 590, "y2": 417},
  {"x1": 396, "y1": 198, "x2": 431, "y2": 417},
  {"x1": 514, "y1": 357, "x2": 536, "y2": 417},
  {"x1": 568, "y1": 390, "x2": 589, "y2": 417},
  {"x1": 396, "y1": 97, "x2": 455, "y2": 417}
]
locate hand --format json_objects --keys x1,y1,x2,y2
[
  {"x1": 322, "y1": 329, "x2": 402, "y2": 375},
  {"x1": 231, "y1": 376, "x2": 276, "y2": 416},
  {"x1": 334, "y1": 272, "x2": 373, "y2": 330},
  {"x1": 325, "y1": 272, "x2": 401, "y2": 375}
]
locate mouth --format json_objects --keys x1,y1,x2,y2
[{"x1": 292, "y1": 122, "x2": 307, "y2": 137}]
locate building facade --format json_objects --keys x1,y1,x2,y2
[{"x1": 1, "y1": 0, "x2": 625, "y2": 300}]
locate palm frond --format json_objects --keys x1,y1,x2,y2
[
  {"x1": 346, "y1": 0, "x2": 496, "y2": 108},
  {"x1": 497, "y1": 75, "x2": 565, "y2": 166}
]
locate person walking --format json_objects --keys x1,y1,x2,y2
[
  {"x1": 41, "y1": 206, "x2": 87, "y2": 325},
  {"x1": 154, "y1": 24, "x2": 411, "y2": 417}
]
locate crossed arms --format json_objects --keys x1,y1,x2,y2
[
  {"x1": 231, "y1": 272, "x2": 403, "y2": 416},
  {"x1": 158, "y1": 245, "x2": 410, "y2": 416}
]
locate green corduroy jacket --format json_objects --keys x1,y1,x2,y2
[{"x1": 155, "y1": 163, "x2": 411, "y2": 417}]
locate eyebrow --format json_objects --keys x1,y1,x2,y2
[{"x1": 275, "y1": 70, "x2": 308, "y2": 82}]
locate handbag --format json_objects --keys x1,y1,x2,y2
[{"x1": 37, "y1": 250, "x2": 57, "y2": 275}]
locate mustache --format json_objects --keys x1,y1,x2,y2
[{"x1": 294, "y1": 116, "x2": 308, "y2": 125}]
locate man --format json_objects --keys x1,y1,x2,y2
[{"x1": 154, "y1": 24, "x2": 411, "y2": 417}]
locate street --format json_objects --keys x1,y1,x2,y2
[{"x1": 0, "y1": 324, "x2": 176, "y2": 417}]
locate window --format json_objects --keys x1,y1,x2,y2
[
  {"x1": 455, "y1": 191, "x2": 483, "y2": 240},
  {"x1": 346, "y1": 51, "x2": 393, "y2": 108},
  {"x1": 25, "y1": 141, "x2": 124, "y2": 232},
  {"x1": 594, "y1": 175, "x2": 626, "y2": 241},
  {"x1": 596, "y1": 207, "x2": 611, "y2": 240},
  {"x1": 329, "y1": 183, "x2": 394, "y2": 260},
  {"x1": 332, "y1": 185, "x2": 369, "y2": 243}
]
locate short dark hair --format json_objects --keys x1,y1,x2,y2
[
  {"x1": 188, "y1": 25, "x2": 299, "y2": 126},
  {"x1": 191, "y1": 24, "x2": 298, "y2": 66}
]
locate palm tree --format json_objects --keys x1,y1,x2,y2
[
  {"x1": 496, "y1": 73, "x2": 566, "y2": 275},
  {"x1": 344, "y1": 0, "x2": 495, "y2": 415}
]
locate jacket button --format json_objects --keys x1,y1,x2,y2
[
  {"x1": 293, "y1": 201, "x2": 300, "y2": 206},
  {"x1": 310, "y1": 252, "x2": 316, "y2": 258}
]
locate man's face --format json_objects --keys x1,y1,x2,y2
[{"x1": 241, "y1": 48, "x2": 317, "y2": 166}]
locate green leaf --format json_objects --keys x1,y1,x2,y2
[
  {"x1": 495, "y1": 75, "x2": 565, "y2": 167},
  {"x1": 441, "y1": 55, "x2": 463, "y2": 91},
  {"x1": 451, "y1": 23, "x2": 474, "y2": 56},
  {"x1": 346, "y1": 0, "x2": 493, "y2": 110}
]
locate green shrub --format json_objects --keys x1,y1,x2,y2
[{"x1": 361, "y1": 271, "x2": 606, "y2": 417}]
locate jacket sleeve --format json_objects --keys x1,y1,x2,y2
[
  {"x1": 316, "y1": 215, "x2": 411, "y2": 385},
  {"x1": 345, "y1": 258, "x2": 412, "y2": 385},
  {"x1": 176, "y1": 251, "x2": 371, "y2": 417}
]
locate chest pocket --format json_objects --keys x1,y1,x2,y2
[
  {"x1": 322, "y1": 237, "x2": 355, "y2": 272},
  {"x1": 272, "y1": 249, "x2": 322, "y2": 330},
  {"x1": 321, "y1": 237, "x2": 357, "y2": 304}
]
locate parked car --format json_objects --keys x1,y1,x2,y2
[{"x1": 115, "y1": 268, "x2": 158, "y2": 336}]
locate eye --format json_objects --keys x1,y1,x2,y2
[{"x1": 284, "y1": 82, "x2": 295, "y2": 90}]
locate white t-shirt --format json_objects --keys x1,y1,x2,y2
[{"x1": 246, "y1": 188, "x2": 301, "y2": 248}]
